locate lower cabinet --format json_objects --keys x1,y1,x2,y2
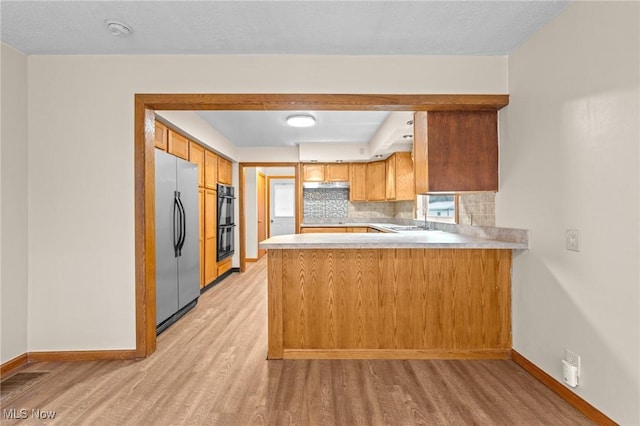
[
  {"x1": 204, "y1": 189, "x2": 218, "y2": 285},
  {"x1": 217, "y1": 257, "x2": 232, "y2": 276},
  {"x1": 346, "y1": 227, "x2": 369, "y2": 233},
  {"x1": 300, "y1": 227, "x2": 347, "y2": 233}
]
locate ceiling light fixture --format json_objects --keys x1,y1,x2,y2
[
  {"x1": 374, "y1": 154, "x2": 384, "y2": 159},
  {"x1": 407, "y1": 120, "x2": 414, "y2": 125},
  {"x1": 403, "y1": 134, "x2": 413, "y2": 139},
  {"x1": 286, "y1": 114, "x2": 316, "y2": 128},
  {"x1": 105, "y1": 19, "x2": 133, "y2": 37}
]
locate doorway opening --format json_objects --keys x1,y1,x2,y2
[
  {"x1": 134, "y1": 93, "x2": 508, "y2": 357},
  {"x1": 239, "y1": 165, "x2": 298, "y2": 266}
]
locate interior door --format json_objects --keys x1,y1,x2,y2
[
  {"x1": 269, "y1": 178, "x2": 296, "y2": 237},
  {"x1": 257, "y1": 172, "x2": 266, "y2": 258}
]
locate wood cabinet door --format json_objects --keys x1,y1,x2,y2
[
  {"x1": 394, "y1": 152, "x2": 415, "y2": 201},
  {"x1": 167, "y1": 129, "x2": 189, "y2": 160},
  {"x1": 325, "y1": 163, "x2": 349, "y2": 181},
  {"x1": 366, "y1": 161, "x2": 386, "y2": 201},
  {"x1": 154, "y1": 121, "x2": 168, "y2": 151},
  {"x1": 218, "y1": 157, "x2": 232, "y2": 185},
  {"x1": 204, "y1": 189, "x2": 218, "y2": 284},
  {"x1": 349, "y1": 163, "x2": 367, "y2": 201},
  {"x1": 198, "y1": 188, "x2": 205, "y2": 288},
  {"x1": 302, "y1": 164, "x2": 325, "y2": 182},
  {"x1": 189, "y1": 142, "x2": 205, "y2": 188},
  {"x1": 414, "y1": 111, "x2": 498, "y2": 193},
  {"x1": 385, "y1": 155, "x2": 396, "y2": 200},
  {"x1": 300, "y1": 227, "x2": 347, "y2": 233},
  {"x1": 204, "y1": 150, "x2": 218, "y2": 190},
  {"x1": 217, "y1": 258, "x2": 232, "y2": 276},
  {"x1": 346, "y1": 227, "x2": 369, "y2": 233}
]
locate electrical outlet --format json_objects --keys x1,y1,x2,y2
[
  {"x1": 565, "y1": 349, "x2": 581, "y2": 377},
  {"x1": 566, "y1": 229, "x2": 581, "y2": 252}
]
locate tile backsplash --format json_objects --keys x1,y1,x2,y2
[
  {"x1": 303, "y1": 188, "x2": 349, "y2": 218},
  {"x1": 303, "y1": 188, "x2": 415, "y2": 220},
  {"x1": 458, "y1": 193, "x2": 496, "y2": 226}
]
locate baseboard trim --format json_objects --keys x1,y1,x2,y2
[
  {"x1": 245, "y1": 258, "x2": 258, "y2": 263},
  {"x1": 283, "y1": 348, "x2": 512, "y2": 360},
  {"x1": 511, "y1": 350, "x2": 616, "y2": 425},
  {"x1": 1, "y1": 353, "x2": 28, "y2": 377},
  {"x1": 28, "y1": 350, "x2": 138, "y2": 363}
]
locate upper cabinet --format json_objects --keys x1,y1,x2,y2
[
  {"x1": 325, "y1": 163, "x2": 350, "y2": 181},
  {"x1": 302, "y1": 164, "x2": 325, "y2": 182},
  {"x1": 204, "y1": 150, "x2": 218, "y2": 190},
  {"x1": 167, "y1": 129, "x2": 189, "y2": 161},
  {"x1": 349, "y1": 163, "x2": 367, "y2": 202},
  {"x1": 414, "y1": 111, "x2": 498, "y2": 193},
  {"x1": 366, "y1": 161, "x2": 386, "y2": 201},
  {"x1": 386, "y1": 152, "x2": 415, "y2": 201},
  {"x1": 189, "y1": 142, "x2": 205, "y2": 187},
  {"x1": 154, "y1": 121, "x2": 168, "y2": 151},
  {"x1": 302, "y1": 163, "x2": 350, "y2": 182},
  {"x1": 218, "y1": 157, "x2": 232, "y2": 185}
]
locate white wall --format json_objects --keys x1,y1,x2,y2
[
  {"x1": 244, "y1": 168, "x2": 258, "y2": 259},
  {"x1": 244, "y1": 167, "x2": 296, "y2": 258},
  {"x1": 497, "y1": 2, "x2": 639, "y2": 424},
  {"x1": 22, "y1": 54, "x2": 506, "y2": 352},
  {"x1": 1, "y1": 43, "x2": 29, "y2": 364}
]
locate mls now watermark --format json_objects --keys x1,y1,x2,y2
[{"x1": 3, "y1": 408, "x2": 57, "y2": 420}]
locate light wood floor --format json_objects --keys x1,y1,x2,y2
[{"x1": 1, "y1": 257, "x2": 591, "y2": 425}]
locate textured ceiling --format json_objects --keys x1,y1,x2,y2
[
  {"x1": 1, "y1": 1, "x2": 569, "y2": 56},
  {"x1": 1, "y1": 1, "x2": 570, "y2": 152}
]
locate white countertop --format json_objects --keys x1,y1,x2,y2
[{"x1": 260, "y1": 229, "x2": 528, "y2": 250}]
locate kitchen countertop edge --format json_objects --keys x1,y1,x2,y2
[{"x1": 261, "y1": 227, "x2": 528, "y2": 250}]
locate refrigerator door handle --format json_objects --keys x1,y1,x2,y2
[
  {"x1": 177, "y1": 193, "x2": 186, "y2": 256},
  {"x1": 173, "y1": 191, "x2": 181, "y2": 257}
]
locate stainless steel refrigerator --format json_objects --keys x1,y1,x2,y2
[{"x1": 155, "y1": 149, "x2": 200, "y2": 333}]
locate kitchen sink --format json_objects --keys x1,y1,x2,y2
[{"x1": 382, "y1": 225, "x2": 435, "y2": 232}]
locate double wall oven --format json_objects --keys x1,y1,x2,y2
[{"x1": 216, "y1": 184, "x2": 235, "y2": 261}]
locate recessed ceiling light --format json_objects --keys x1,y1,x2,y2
[
  {"x1": 407, "y1": 120, "x2": 414, "y2": 125},
  {"x1": 374, "y1": 154, "x2": 384, "y2": 158},
  {"x1": 403, "y1": 134, "x2": 413, "y2": 139},
  {"x1": 286, "y1": 114, "x2": 316, "y2": 128},
  {"x1": 105, "y1": 19, "x2": 133, "y2": 37},
  {"x1": 335, "y1": 160, "x2": 343, "y2": 163}
]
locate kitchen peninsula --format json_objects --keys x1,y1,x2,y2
[{"x1": 260, "y1": 228, "x2": 527, "y2": 360}]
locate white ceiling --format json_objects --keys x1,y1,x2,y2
[
  {"x1": 197, "y1": 110, "x2": 392, "y2": 147},
  {"x1": 1, "y1": 1, "x2": 569, "y2": 55},
  {"x1": 1, "y1": 1, "x2": 570, "y2": 154}
]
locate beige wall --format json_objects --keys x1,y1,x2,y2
[
  {"x1": 497, "y1": 2, "x2": 639, "y2": 424},
  {"x1": 1, "y1": 43, "x2": 29, "y2": 363},
  {"x1": 21, "y1": 54, "x2": 507, "y2": 353}
]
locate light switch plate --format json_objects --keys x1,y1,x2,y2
[{"x1": 566, "y1": 229, "x2": 581, "y2": 252}]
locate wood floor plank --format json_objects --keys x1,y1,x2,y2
[{"x1": 1, "y1": 257, "x2": 592, "y2": 425}]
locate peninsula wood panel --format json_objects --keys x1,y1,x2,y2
[{"x1": 269, "y1": 248, "x2": 511, "y2": 358}]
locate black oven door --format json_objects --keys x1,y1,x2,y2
[
  {"x1": 217, "y1": 224, "x2": 235, "y2": 261},
  {"x1": 217, "y1": 184, "x2": 235, "y2": 227}
]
